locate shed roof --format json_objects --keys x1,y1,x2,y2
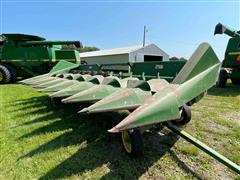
[{"x1": 80, "y1": 44, "x2": 152, "y2": 58}]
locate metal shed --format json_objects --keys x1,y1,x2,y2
[{"x1": 80, "y1": 43, "x2": 169, "y2": 64}]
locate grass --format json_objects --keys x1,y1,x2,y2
[{"x1": 0, "y1": 83, "x2": 239, "y2": 179}]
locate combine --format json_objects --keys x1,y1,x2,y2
[
  {"x1": 0, "y1": 33, "x2": 81, "y2": 84},
  {"x1": 214, "y1": 23, "x2": 240, "y2": 87},
  {"x1": 20, "y1": 42, "x2": 240, "y2": 174}
]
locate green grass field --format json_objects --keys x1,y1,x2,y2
[{"x1": 0, "y1": 84, "x2": 239, "y2": 179}]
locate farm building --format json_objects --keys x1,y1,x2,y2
[{"x1": 80, "y1": 43, "x2": 169, "y2": 64}]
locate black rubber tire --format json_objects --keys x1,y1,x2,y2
[
  {"x1": 217, "y1": 69, "x2": 227, "y2": 88},
  {"x1": 121, "y1": 129, "x2": 143, "y2": 157},
  {"x1": 0, "y1": 64, "x2": 11, "y2": 84},
  {"x1": 231, "y1": 78, "x2": 240, "y2": 85},
  {"x1": 5, "y1": 64, "x2": 17, "y2": 83},
  {"x1": 173, "y1": 104, "x2": 191, "y2": 126}
]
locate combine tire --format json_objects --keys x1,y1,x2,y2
[
  {"x1": 217, "y1": 69, "x2": 227, "y2": 88},
  {"x1": 121, "y1": 129, "x2": 143, "y2": 157},
  {"x1": 5, "y1": 65, "x2": 17, "y2": 83},
  {"x1": 173, "y1": 104, "x2": 191, "y2": 126},
  {"x1": 0, "y1": 65, "x2": 11, "y2": 84}
]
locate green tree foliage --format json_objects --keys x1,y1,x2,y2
[
  {"x1": 170, "y1": 56, "x2": 187, "y2": 61},
  {"x1": 78, "y1": 46, "x2": 99, "y2": 52},
  {"x1": 62, "y1": 45, "x2": 99, "y2": 53},
  {"x1": 169, "y1": 56, "x2": 179, "y2": 61}
]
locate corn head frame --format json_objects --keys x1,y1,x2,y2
[{"x1": 20, "y1": 43, "x2": 240, "y2": 174}]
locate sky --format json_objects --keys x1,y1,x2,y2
[{"x1": 0, "y1": 0, "x2": 239, "y2": 60}]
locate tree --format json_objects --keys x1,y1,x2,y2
[
  {"x1": 62, "y1": 45, "x2": 99, "y2": 53},
  {"x1": 179, "y1": 57, "x2": 187, "y2": 61},
  {"x1": 169, "y1": 56, "x2": 187, "y2": 61},
  {"x1": 79, "y1": 46, "x2": 99, "y2": 52},
  {"x1": 169, "y1": 56, "x2": 179, "y2": 61}
]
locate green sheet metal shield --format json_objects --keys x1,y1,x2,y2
[{"x1": 109, "y1": 43, "x2": 221, "y2": 133}]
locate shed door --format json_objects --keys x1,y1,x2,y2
[{"x1": 144, "y1": 55, "x2": 163, "y2": 62}]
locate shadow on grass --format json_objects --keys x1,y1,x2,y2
[
  {"x1": 208, "y1": 84, "x2": 240, "y2": 97},
  {"x1": 9, "y1": 96, "x2": 85, "y2": 127},
  {"x1": 15, "y1": 95, "x2": 202, "y2": 179}
]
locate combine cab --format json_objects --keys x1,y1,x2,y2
[
  {"x1": 0, "y1": 33, "x2": 81, "y2": 84},
  {"x1": 214, "y1": 23, "x2": 240, "y2": 87}
]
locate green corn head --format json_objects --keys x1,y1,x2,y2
[
  {"x1": 19, "y1": 43, "x2": 240, "y2": 174},
  {"x1": 21, "y1": 42, "x2": 220, "y2": 131}
]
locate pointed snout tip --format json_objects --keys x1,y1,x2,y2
[
  {"x1": 18, "y1": 82, "x2": 27, "y2": 85},
  {"x1": 33, "y1": 85, "x2": 44, "y2": 89},
  {"x1": 108, "y1": 127, "x2": 119, "y2": 133},
  {"x1": 49, "y1": 92, "x2": 61, "y2": 98},
  {"x1": 39, "y1": 89, "x2": 50, "y2": 92},
  {"x1": 61, "y1": 98, "x2": 68, "y2": 103},
  {"x1": 61, "y1": 98, "x2": 72, "y2": 103},
  {"x1": 19, "y1": 78, "x2": 34, "y2": 83},
  {"x1": 49, "y1": 93, "x2": 56, "y2": 98},
  {"x1": 78, "y1": 108, "x2": 89, "y2": 114},
  {"x1": 18, "y1": 80, "x2": 27, "y2": 84},
  {"x1": 37, "y1": 89, "x2": 44, "y2": 92},
  {"x1": 31, "y1": 85, "x2": 40, "y2": 88}
]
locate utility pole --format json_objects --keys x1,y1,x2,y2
[{"x1": 143, "y1": 25, "x2": 147, "y2": 47}]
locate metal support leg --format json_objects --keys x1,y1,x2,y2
[{"x1": 167, "y1": 122, "x2": 240, "y2": 174}]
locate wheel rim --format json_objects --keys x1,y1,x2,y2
[
  {"x1": 175, "y1": 109, "x2": 184, "y2": 123},
  {"x1": 0, "y1": 72, "x2": 3, "y2": 81},
  {"x1": 121, "y1": 130, "x2": 132, "y2": 153}
]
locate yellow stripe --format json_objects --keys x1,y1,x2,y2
[{"x1": 228, "y1": 52, "x2": 240, "y2": 55}]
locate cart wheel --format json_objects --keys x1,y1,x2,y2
[
  {"x1": 217, "y1": 69, "x2": 227, "y2": 88},
  {"x1": 121, "y1": 129, "x2": 143, "y2": 157},
  {"x1": 173, "y1": 104, "x2": 191, "y2": 126},
  {"x1": 0, "y1": 64, "x2": 11, "y2": 84}
]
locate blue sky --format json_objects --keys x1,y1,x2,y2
[{"x1": 1, "y1": 1, "x2": 239, "y2": 59}]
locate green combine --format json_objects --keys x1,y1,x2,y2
[
  {"x1": 214, "y1": 23, "x2": 240, "y2": 87},
  {"x1": 0, "y1": 33, "x2": 81, "y2": 84}
]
